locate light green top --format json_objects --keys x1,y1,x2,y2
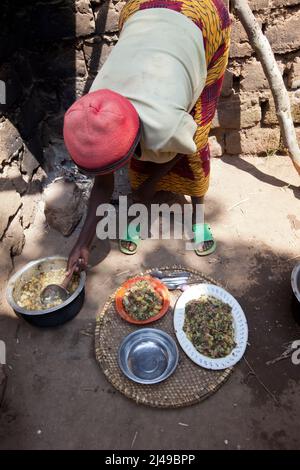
[{"x1": 90, "y1": 8, "x2": 207, "y2": 163}]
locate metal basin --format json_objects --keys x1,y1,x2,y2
[
  {"x1": 291, "y1": 263, "x2": 300, "y2": 325},
  {"x1": 6, "y1": 256, "x2": 86, "y2": 327},
  {"x1": 118, "y1": 328, "x2": 178, "y2": 384}
]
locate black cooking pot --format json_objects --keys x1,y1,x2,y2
[{"x1": 6, "y1": 257, "x2": 86, "y2": 327}]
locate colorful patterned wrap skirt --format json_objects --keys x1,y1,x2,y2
[{"x1": 119, "y1": 0, "x2": 232, "y2": 197}]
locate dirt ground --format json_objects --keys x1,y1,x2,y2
[{"x1": 1, "y1": 155, "x2": 300, "y2": 450}]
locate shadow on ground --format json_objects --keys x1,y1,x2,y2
[{"x1": 1, "y1": 197, "x2": 300, "y2": 449}]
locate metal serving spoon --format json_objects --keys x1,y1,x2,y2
[
  {"x1": 161, "y1": 276, "x2": 189, "y2": 283},
  {"x1": 40, "y1": 270, "x2": 74, "y2": 306},
  {"x1": 151, "y1": 269, "x2": 191, "y2": 279},
  {"x1": 163, "y1": 282, "x2": 192, "y2": 291}
]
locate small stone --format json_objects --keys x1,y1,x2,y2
[
  {"x1": 208, "y1": 135, "x2": 224, "y2": 157},
  {"x1": 224, "y1": 440, "x2": 229, "y2": 445}
]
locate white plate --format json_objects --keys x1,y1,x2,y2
[{"x1": 173, "y1": 284, "x2": 248, "y2": 370}]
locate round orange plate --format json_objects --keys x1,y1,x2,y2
[{"x1": 115, "y1": 275, "x2": 170, "y2": 325}]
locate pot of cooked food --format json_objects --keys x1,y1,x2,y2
[
  {"x1": 6, "y1": 256, "x2": 86, "y2": 327},
  {"x1": 291, "y1": 263, "x2": 300, "y2": 325}
]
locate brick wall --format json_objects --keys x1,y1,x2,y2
[{"x1": 211, "y1": 0, "x2": 300, "y2": 157}]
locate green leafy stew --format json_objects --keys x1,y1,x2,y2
[
  {"x1": 123, "y1": 280, "x2": 163, "y2": 321},
  {"x1": 183, "y1": 295, "x2": 236, "y2": 358}
]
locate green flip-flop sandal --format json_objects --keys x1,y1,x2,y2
[
  {"x1": 119, "y1": 223, "x2": 140, "y2": 255},
  {"x1": 192, "y1": 223, "x2": 216, "y2": 257}
]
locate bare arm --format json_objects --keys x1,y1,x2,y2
[{"x1": 67, "y1": 173, "x2": 114, "y2": 273}]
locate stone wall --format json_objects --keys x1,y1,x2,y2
[{"x1": 0, "y1": 0, "x2": 300, "y2": 269}]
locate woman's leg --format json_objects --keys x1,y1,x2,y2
[
  {"x1": 131, "y1": 153, "x2": 183, "y2": 202},
  {"x1": 191, "y1": 195, "x2": 214, "y2": 253},
  {"x1": 191, "y1": 196, "x2": 204, "y2": 226},
  {"x1": 120, "y1": 154, "x2": 183, "y2": 252}
]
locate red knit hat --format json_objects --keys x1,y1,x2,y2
[{"x1": 63, "y1": 89, "x2": 140, "y2": 175}]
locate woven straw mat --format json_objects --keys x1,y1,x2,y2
[{"x1": 95, "y1": 266, "x2": 233, "y2": 408}]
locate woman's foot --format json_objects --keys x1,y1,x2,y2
[
  {"x1": 119, "y1": 240, "x2": 137, "y2": 253},
  {"x1": 194, "y1": 239, "x2": 215, "y2": 254},
  {"x1": 193, "y1": 223, "x2": 216, "y2": 256},
  {"x1": 119, "y1": 224, "x2": 140, "y2": 255},
  {"x1": 190, "y1": 196, "x2": 216, "y2": 255}
]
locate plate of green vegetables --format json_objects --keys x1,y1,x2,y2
[{"x1": 173, "y1": 284, "x2": 248, "y2": 370}]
